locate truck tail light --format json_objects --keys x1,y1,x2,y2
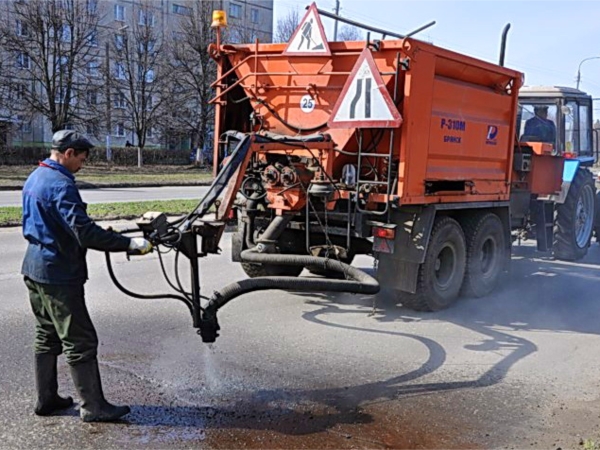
[{"x1": 373, "y1": 226, "x2": 395, "y2": 240}]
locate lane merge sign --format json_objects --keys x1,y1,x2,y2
[{"x1": 329, "y1": 48, "x2": 402, "y2": 128}]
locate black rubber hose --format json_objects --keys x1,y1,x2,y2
[
  {"x1": 205, "y1": 249, "x2": 379, "y2": 313},
  {"x1": 200, "y1": 248, "x2": 378, "y2": 335},
  {"x1": 104, "y1": 252, "x2": 193, "y2": 314},
  {"x1": 198, "y1": 250, "x2": 378, "y2": 343}
]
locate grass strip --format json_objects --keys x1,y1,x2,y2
[
  {"x1": 0, "y1": 199, "x2": 201, "y2": 227},
  {"x1": 0, "y1": 166, "x2": 213, "y2": 187}
]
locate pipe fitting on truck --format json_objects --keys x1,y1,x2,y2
[{"x1": 199, "y1": 249, "x2": 380, "y2": 343}]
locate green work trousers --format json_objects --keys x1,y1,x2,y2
[{"x1": 24, "y1": 277, "x2": 98, "y2": 366}]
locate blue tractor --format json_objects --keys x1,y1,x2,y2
[{"x1": 517, "y1": 86, "x2": 597, "y2": 260}]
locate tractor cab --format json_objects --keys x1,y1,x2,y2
[{"x1": 518, "y1": 86, "x2": 594, "y2": 163}]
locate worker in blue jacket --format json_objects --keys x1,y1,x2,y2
[{"x1": 22, "y1": 130, "x2": 152, "y2": 422}]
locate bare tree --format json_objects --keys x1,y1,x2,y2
[
  {"x1": 274, "y1": 9, "x2": 300, "y2": 43},
  {"x1": 164, "y1": 0, "x2": 219, "y2": 163},
  {"x1": 338, "y1": 25, "x2": 363, "y2": 41},
  {"x1": 0, "y1": 0, "x2": 102, "y2": 133},
  {"x1": 105, "y1": 0, "x2": 169, "y2": 160}
]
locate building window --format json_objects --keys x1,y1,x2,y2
[
  {"x1": 13, "y1": 83, "x2": 27, "y2": 100},
  {"x1": 16, "y1": 20, "x2": 29, "y2": 37},
  {"x1": 86, "y1": 123, "x2": 99, "y2": 135},
  {"x1": 229, "y1": 3, "x2": 242, "y2": 18},
  {"x1": 17, "y1": 52, "x2": 30, "y2": 69},
  {"x1": 250, "y1": 8, "x2": 259, "y2": 23},
  {"x1": 87, "y1": 60, "x2": 100, "y2": 76},
  {"x1": 114, "y1": 34, "x2": 125, "y2": 50},
  {"x1": 86, "y1": 0, "x2": 97, "y2": 13},
  {"x1": 115, "y1": 62, "x2": 126, "y2": 80},
  {"x1": 147, "y1": 127, "x2": 153, "y2": 138},
  {"x1": 17, "y1": 115, "x2": 31, "y2": 133},
  {"x1": 86, "y1": 90, "x2": 98, "y2": 105},
  {"x1": 144, "y1": 94, "x2": 153, "y2": 110},
  {"x1": 59, "y1": 24, "x2": 72, "y2": 42},
  {"x1": 113, "y1": 92, "x2": 126, "y2": 108},
  {"x1": 138, "y1": 67, "x2": 154, "y2": 83},
  {"x1": 146, "y1": 68, "x2": 155, "y2": 83},
  {"x1": 114, "y1": 123, "x2": 126, "y2": 137},
  {"x1": 138, "y1": 40, "x2": 155, "y2": 53},
  {"x1": 87, "y1": 30, "x2": 98, "y2": 46},
  {"x1": 138, "y1": 10, "x2": 155, "y2": 27},
  {"x1": 172, "y1": 4, "x2": 190, "y2": 15},
  {"x1": 55, "y1": 55, "x2": 69, "y2": 72},
  {"x1": 114, "y1": 4, "x2": 125, "y2": 21},
  {"x1": 54, "y1": 86, "x2": 67, "y2": 103}
]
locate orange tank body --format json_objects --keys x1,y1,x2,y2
[{"x1": 212, "y1": 38, "x2": 523, "y2": 209}]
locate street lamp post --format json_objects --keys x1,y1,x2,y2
[{"x1": 576, "y1": 56, "x2": 600, "y2": 90}]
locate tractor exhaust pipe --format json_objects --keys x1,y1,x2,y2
[
  {"x1": 199, "y1": 250, "x2": 380, "y2": 343},
  {"x1": 499, "y1": 23, "x2": 511, "y2": 67}
]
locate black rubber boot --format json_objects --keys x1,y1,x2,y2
[
  {"x1": 70, "y1": 359, "x2": 130, "y2": 423},
  {"x1": 34, "y1": 353, "x2": 73, "y2": 416}
]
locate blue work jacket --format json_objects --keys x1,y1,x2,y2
[{"x1": 21, "y1": 158, "x2": 131, "y2": 285}]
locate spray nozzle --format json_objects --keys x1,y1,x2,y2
[{"x1": 198, "y1": 308, "x2": 220, "y2": 343}]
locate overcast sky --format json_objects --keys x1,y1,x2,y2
[{"x1": 273, "y1": 0, "x2": 600, "y2": 113}]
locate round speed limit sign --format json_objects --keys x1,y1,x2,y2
[{"x1": 300, "y1": 95, "x2": 315, "y2": 113}]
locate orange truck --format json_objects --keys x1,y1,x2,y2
[{"x1": 112, "y1": 6, "x2": 597, "y2": 342}]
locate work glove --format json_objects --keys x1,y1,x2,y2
[{"x1": 128, "y1": 237, "x2": 153, "y2": 255}]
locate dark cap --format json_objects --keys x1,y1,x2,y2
[
  {"x1": 534, "y1": 105, "x2": 549, "y2": 112},
  {"x1": 51, "y1": 130, "x2": 94, "y2": 152}
]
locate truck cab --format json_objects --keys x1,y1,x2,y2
[{"x1": 518, "y1": 86, "x2": 594, "y2": 161}]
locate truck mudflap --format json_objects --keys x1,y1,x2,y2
[{"x1": 375, "y1": 206, "x2": 436, "y2": 293}]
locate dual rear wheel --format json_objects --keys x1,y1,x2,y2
[{"x1": 399, "y1": 213, "x2": 506, "y2": 312}]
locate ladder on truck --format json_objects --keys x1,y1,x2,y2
[
  {"x1": 353, "y1": 52, "x2": 402, "y2": 217},
  {"x1": 355, "y1": 128, "x2": 397, "y2": 216}
]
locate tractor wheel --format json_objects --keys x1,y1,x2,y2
[
  {"x1": 400, "y1": 217, "x2": 467, "y2": 312},
  {"x1": 460, "y1": 213, "x2": 507, "y2": 298},
  {"x1": 553, "y1": 168, "x2": 596, "y2": 261}
]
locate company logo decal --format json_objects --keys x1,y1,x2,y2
[{"x1": 486, "y1": 125, "x2": 498, "y2": 145}]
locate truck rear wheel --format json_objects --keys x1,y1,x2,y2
[
  {"x1": 554, "y1": 168, "x2": 596, "y2": 261},
  {"x1": 461, "y1": 213, "x2": 506, "y2": 298},
  {"x1": 400, "y1": 217, "x2": 467, "y2": 312}
]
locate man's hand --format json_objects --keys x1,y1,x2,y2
[{"x1": 128, "y1": 237, "x2": 153, "y2": 255}]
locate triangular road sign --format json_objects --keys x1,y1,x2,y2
[
  {"x1": 329, "y1": 48, "x2": 402, "y2": 128},
  {"x1": 283, "y1": 3, "x2": 331, "y2": 56}
]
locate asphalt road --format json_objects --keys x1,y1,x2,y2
[
  {"x1": 0, "y1": 186, "x2": 210, "y2": 207},
  {"x1": 2, "y1": 222, "x2": 600, "y2": 448}
]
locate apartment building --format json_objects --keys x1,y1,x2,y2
[{"x1": 2, "y1": 0, "x2": 273, "y2": 148}]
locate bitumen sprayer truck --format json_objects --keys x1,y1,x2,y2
[{"x1": 107, "y1": 4, "x2": 598, "y2": 343}]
